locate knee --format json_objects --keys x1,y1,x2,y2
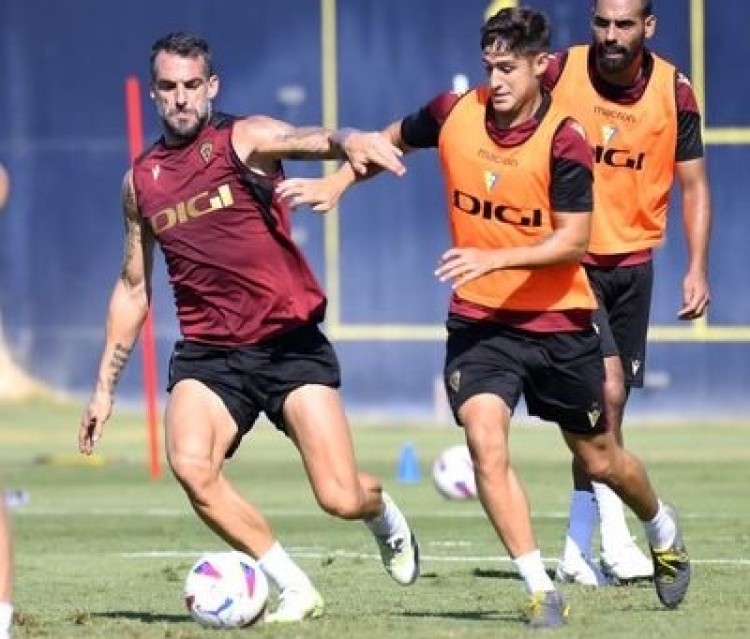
[
  {"x1": 580, "y1": 454, "x2": 616, "y2": 484},
  {"x1": 471, "y1": 445, "x2": 509, "y2": 482},
  {"x1": 603, "y1": 372, "x2": 627, "y2": 413},
  {"x1": 168, "y1": 451, "x2": 215, "y2": 501},
  {"x1": 606, "y1": 387, "x2": 627, "y2": 418},
  {"x1": 315, "y1": 485, "x2": 365, "y2": 520}
]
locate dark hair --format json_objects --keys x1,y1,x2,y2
[
  {"x1": 149, "y1": 31, "x2": 213, "y2": 81},
  {"x1": 480, "y1": 6, "x2": 551, "y2": 55},
  {"x1": 591, "y1": 0, "x2": 654, "y2": 17}
]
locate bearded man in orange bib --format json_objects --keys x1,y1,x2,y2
[{"x1": 542, "y1": 0, "x2": 712, "y2": 588}]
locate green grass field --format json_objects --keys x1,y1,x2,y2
[{"x1": 1, "y1": 399, "x2": 749, "y2": 638}]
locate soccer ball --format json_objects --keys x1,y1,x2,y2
[
  {"x1": 432, "y1": 444, "x2": 477, "y2": 500},
  {"x1": 185, "y1": 551, "x2": 269, "y2": 628}
]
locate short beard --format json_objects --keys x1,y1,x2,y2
[
  {"x1": 161, "y1": 104, "x2": 212, "y2": 143},
  {"x1": 594, "y1": 42, "x2": 639, "y2": 75},
  {"x1": 163, "y1": 116, "x2": 205, "y2": 142}
]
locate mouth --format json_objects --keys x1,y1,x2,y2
[{"x1": 170, "y1": 112, "x2": 196, "y2": 127}]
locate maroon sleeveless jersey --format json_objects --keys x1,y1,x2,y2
[{"x1": 131, "y1": 114, "x2": 326, "y2": 346}]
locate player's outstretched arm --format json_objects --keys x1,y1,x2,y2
[
  {"x1": 276, "y1": 162, "x2": 359, "y2": 213},
  {"x1": 79, "y1": 171, "x2": 155, "y2": 455},
  {"x1": 233, "y1": 115, "x2": 405, "y2": 176},
  {"x1": 275, "y1": 120, "x2": 409, "y2": 212}
]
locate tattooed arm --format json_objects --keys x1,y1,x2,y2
[
  {"x1": 79, "y1": 170, "x2": 155, "y2": 455},
  {"x1": 231, "y1": 114, "x2": 405, "y2": 177},
  {"x1": 276, "y1": 119, "x2": 409, "y2": 212}
]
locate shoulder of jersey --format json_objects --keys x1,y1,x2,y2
[
  {"x1": 568, "y1": 120, "x2": 588, "y2": 141},
  {"x1": 676, "y1": 71, "x2": 692, "y2": 88}
]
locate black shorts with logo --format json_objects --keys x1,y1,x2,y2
[
  {"x1": 585, "y1": 261, "x2": 653, "y2": 387},
  {"x1": 167, "y1": 323, "x2": 341, "y2": 455},
  {"x1": 443, "y1": 316, "x2": 606, "y2": 434}
]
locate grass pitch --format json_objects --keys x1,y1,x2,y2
[{"x1": 1, "y1": 400, "x2": 749, "y2": 637}]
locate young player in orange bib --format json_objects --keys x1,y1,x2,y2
[{"x1": 276, "y1": 6, "x2": 692, "y2": 628}]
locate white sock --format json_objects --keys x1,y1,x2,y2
[
  {"x1": 643, "y1": 501, "x2": 677, "y2": 550},
  {"x1": 257, "y1": 542, "x2": 313, "y2": 593},
  {"x1": 513, "y1": 550, "x2": 555, "y2": 594},
  {"x1": 593, "y1": 481, "x2": 633, "y2": 551},
  {"x1": 364, "y1": 492, "x2": 406, "y2": 539},
  {"x1": 0, "y1": 601, "x2": 12, "y2": 635},
  {"x1": 563, "y1": 490, "x2": 598, "y2": 561}
]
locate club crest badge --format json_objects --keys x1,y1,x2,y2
[{"x1": 199, "y1": 141, "x2": 213, "y2": 163}]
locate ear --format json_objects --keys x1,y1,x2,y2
[
  {"x1": 644, "y1": 14, "x2": 657, "y2": 40},
  {"x1": 207, "y1": 75, "x2": 220, "y2": 100},
  {"x1": 534, "y1": 52, "x2": 550, "y2": 78}
]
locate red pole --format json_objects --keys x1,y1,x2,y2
[{"x1": 124, "y1": 75, "x2": 162, "y2": 480}]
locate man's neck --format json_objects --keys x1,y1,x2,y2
[{"x1": 493, "y1": 93, "x2": 543, "y2": 130}]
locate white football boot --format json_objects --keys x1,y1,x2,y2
[
  {"x1": 600, "y1": 539, "x2": 655, "y2": 583},
  {"x1": 555, "y1": 552, "x2": 611, "y2": 587},
  {"x1": 373, "y1": 493, "x2": 421, "y2": 585},
  {"x1": 264, "y1": 586, "x2": 324, "y2": 623}
]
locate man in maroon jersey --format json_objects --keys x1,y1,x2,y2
[
  {"x1": 77, "y1": 32, "x2": 418, "y2": 623},
  {"x1": 543, "y1": 0, "x2": 711, "y2": 588}
]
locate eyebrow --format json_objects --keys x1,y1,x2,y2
[
  {"x1": 592, "y1": 14, "x2": 639, "y2": 28},
  {"x1": 155, "y1": 77, "x2": 205, "y2": 88}
]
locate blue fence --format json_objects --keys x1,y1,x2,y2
[{"x1": 0, "y1": 0, "x2": 747, "y2": 419}]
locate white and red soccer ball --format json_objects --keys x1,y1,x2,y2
[
  {"x1": 432, "y1": 444, "x2": 477, "y2": 500},
  {"x1": 185, "y1": 551, "x2": 269, "y2": 628}
]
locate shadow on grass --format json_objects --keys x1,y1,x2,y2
[
  {"x1": 400, "y1": 609, "x2": 520, "y2": 622},
  {"x1": 90, "y1": 611, "x2": 187, "y2": 623},
  {"x1": 472, "y1": 567, "x2": 524, "y2": 582},
  {"x1": 420, "y1": 567, "x2": 523, "y2": 583}
]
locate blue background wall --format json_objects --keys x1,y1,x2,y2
[{"x1": 0, "y1": 0, "x2": 747, "y2": 419}]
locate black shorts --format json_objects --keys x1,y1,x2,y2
[
  {"x1": 167, "y1": 323, "x2": 341, "y2": 455},
  {"x1": 443, "y1": 316, "x2": 606, "y2": 434},
  {"x1": 586, "y1": 261, "x2": 653, "y2": 387}
]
